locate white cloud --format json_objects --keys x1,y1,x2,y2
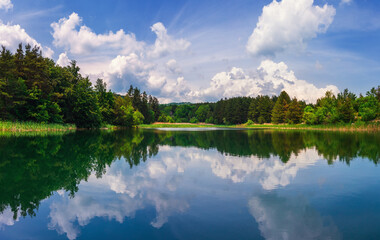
[
  {"x1": 166, "y1": 59, "x2": 182, "y2": 74},
  {"x1": 246, "y1": 0, "x2": 336, "y2": 56},
  {"x1": 0, "y1": 0, "x2": 12, "y2": 11},
  {"x1": 148, "y1": 22, "x2": 191, "y2": 58},
  {"x1": 48, "y1": 153, "x2": 192, "y2": 239},
  {"x1": 51, "y1": 13, "x2": 191, "y2": 102},
  {"x1": 0, "y1": 207, "x2": 19, "y2": 228},
  {"x1": 0, "y1": 21, "x2": 54, "y2": 58},
  {"x1": 51, "y1": 12, "x2": 145, "y2": 56},
  {"x1": 190, "y1": 60, "x2": 339, "y2": 103},
  {"x1": 47, "y1": 145, "x2": 327, "y2": 239},
  {"x1": 50, "y1": 12, "x2": 339, "y2": 103},
  {"x1": 48, "y1": 192, "x2": 146, "y2": 240},
  {"x1": 57, "y1": 52, "x2": 70, "y2": 67},
  {"x1": 100, "y1": 50, "x2": 191, "y2": 102},
  {"x1": 249, "y1": 194, "x2": 341, "y2": 239},
  {"x1": 106, "y1": 54, "x2": 151, "y2": 79},
  {"x1": 201, "y1": 148, "x2": 321, "y2": 190}
]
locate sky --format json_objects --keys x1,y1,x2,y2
[{"x1": 0, "y1": 0, "x2": 379, "y2": 103}]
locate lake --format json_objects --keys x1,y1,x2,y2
[{"x1": 0, "y1": 129, "x2": 379, "y2": 240}]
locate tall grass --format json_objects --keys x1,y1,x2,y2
[{"x1": 0, "y1": 121, "x2": 76, "y2": 132}]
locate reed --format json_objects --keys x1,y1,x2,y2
[{"x1": 0, "y1": 121, "x2": 76, "y2": 132}]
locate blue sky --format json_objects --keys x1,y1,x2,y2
[{"x1": 0, "y1": 0, "x2": 379, "y2": 103}]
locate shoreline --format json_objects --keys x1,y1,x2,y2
[
  {"x1": 139, "y1": 122, "x2": 380, "y2": 132},
  {"x1": 1, "y1": 121, "x2": 379, "y2": 133}
]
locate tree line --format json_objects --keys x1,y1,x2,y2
[
  {"x1": 1, "y1": 44, "x2": 379, "y2": 127},
  {"x1": 160, "y1": 88, "x2": 380, "y2": 125},
  {"x1": 0, "y1": 44, "x2": 160, "y2": 128}
]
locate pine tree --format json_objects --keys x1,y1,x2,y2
[
  {"x1": 285, "y1": 98, "x2": 303, "y2": 124},
  {"x1": 271, "y1": 91, "x2": 291, "y2": 124}
]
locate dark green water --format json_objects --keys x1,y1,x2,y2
[{"x1": 0, "y1": 129, "x2": 379, "y2": 240}]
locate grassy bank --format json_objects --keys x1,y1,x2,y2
[
  {"x1": 139, "y1": 123, "x2": 227, "y2": 128},
  {"x1": 139, "y1": 121, "x2": 380, "y2": 132},
  {"x1": 0, "y1": 121, "x2": 76, "y2": 132}
]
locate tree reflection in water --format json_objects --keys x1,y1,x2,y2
[{"x1": 0, "y1": 129, "x2": 378, "y2": 234}]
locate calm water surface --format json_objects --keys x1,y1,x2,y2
[{"x1": 0, "y1": 129, "x2": 379, "y2": 240}]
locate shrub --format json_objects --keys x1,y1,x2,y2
[
  {"x1": 190, "y1": 117, "x2": 199, "y2": 123},
  {"x1": 246, "y1": 119, "x2": 254, "y2": 125}
]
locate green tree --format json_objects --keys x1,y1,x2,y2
[
  {"x1": 190, "y1": 117, "x2": 199, "y2": 123},
  {"x1": 356, "y1": 95, "x2": 379, "y2": 121},
  {"x1": 133, "y1": 110, "x2": 144, "y2": 125},
  {"x1": 271, "y1": 91, "x2": 291, "y2": 124},
  {"x1": 113, "y1": 96, "x2": 134, "y2": 127},
  {"x1": 302, "y1": 106, "x2": 316, "y2": 125},
  {"x1": 95, "y1": 78, "x2": 115, "y2": 124},
  {"x1": 195, "y1": 104, "x2": 211, "y2": 122},
  {"x1": 337, "y1": 89, "x2": 355, "y2": 123},
  {"x1": 285, "y1": 98, "x2": 303, "y2": 124},
  {"x1": 69, "y1": 77, "x2": 101, "y2": 128},
  {"x1": 314, "y1": 91, "x2": 338, "y2": 124}
]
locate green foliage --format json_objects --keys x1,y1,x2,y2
[
  {"x1": 128, "y1": 86, "x2": 159, "y2": 124},
  {"x1": 195, "y1": 104, "x2": 210, "y2": 122},
  {"x1": 356, "y1": 95, "x2": 379, "y2": 121},
  {"x1": 157, "y1": 114, "x2": 167, "y2": 122},
  {"x1": 95, "y1": 78, "x2": 115, "y2": 124},
  {"x1": 190, "y1": 117, "x2": 199, "y2": 123},
  {"x1": 174, "y1": 104, "x2": 194, "y2": 121},
  {"x1": 205, "y1": 116, "x2": 214, "y2": 124},
  {"x1": 165, "y1": 116, "x2": 175, "y2": 123},
  {"x1": 113, "y1": 96, "x2": 134, "y2": 127},
  {"x1": 155, "y1": 86, "x2": 379, "y2": 127},
  {"x1": 133, "y1": 110, "x2": 145, "y2": 125},
  {"x1": 0, "y1": 45, "x2": 160, "y2": 129},
  {"x1": 213, "y1": 97, "x2": 251, "y2": 124},
  {"x1": 248, "y1": 95, "x2": 275, "y2": 123},
  {"x1": 246, "y1": 119, "x2": 254, "y2": 125},
  {"x1": 336, "y1": 89, "x2": 355, "y2": 123},
  {"x1": 69, "y1": 78, "x2": 101, "y2": 128},
  {"x1": 285, "y1": 98, "x2": 303, "y2": 124},
  {"x1": 303, "y1": 106, "x2": 316, "y2": 124},
  {"x1": 271, "y1": 91, "x2": 291, "y2": 124}
]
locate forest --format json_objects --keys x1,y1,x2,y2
[
  {"x1": 0, "y1": 44, "x2": 160, "y2": 128},
  {"x1": 160, "y1": 87, "x2": 380, "y2": 125},
  {"x1": 1, "y1": 44, "x2": 379, "y2": 128}
]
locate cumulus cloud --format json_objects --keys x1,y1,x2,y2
[
  {"x1": 49, "y1": 193, "x2": 145, "y2": 240},
  {"x1": 103, "y1": 53, "x2": 190, "y2": 101},
  {"x1": 47, "y1": 145, "x2": 327, "y2": 239},
  {"x1": 0, "y1": 208, "x2": 19, "y2": 228},
  {"x1": 57, "y1": 52, "x2": 71, "y2": 67},
  {"x1": 246, "y1": 0, "x2": 336, "y2": 56},
  {"x1": 201, "y1": 148, "x2": 321, "y2": 190},
  {"x1": 51, "y1": 13, "x2": 191, "y2": 102},
  {"x1": 190, "y1": 60, "x2": 339, "y2": 103},
  {"x1": 51, "y1": 12, "x2": 145, "y2": 55},
  {"x1": 249, "y1": 194, "x2": 341, "y2": 239},
  {"x1": 148, "y1": 22, "x2": 190, "y2": 58},
  {"x1": 48, "y1": 153, "x2": 192, "y2": 239},
  {"x1": 0, "y1": 22, "x2": 54, "y2": 58},
  {"x1": 0, "y1": 0, "x2": 12, "y2": 11},
  {"x1": 50, "y1": 12, "x2": 338, "y2": 103},
  {"x1": 166, "y1": 59, "x2": 182, "y2": 74}
]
